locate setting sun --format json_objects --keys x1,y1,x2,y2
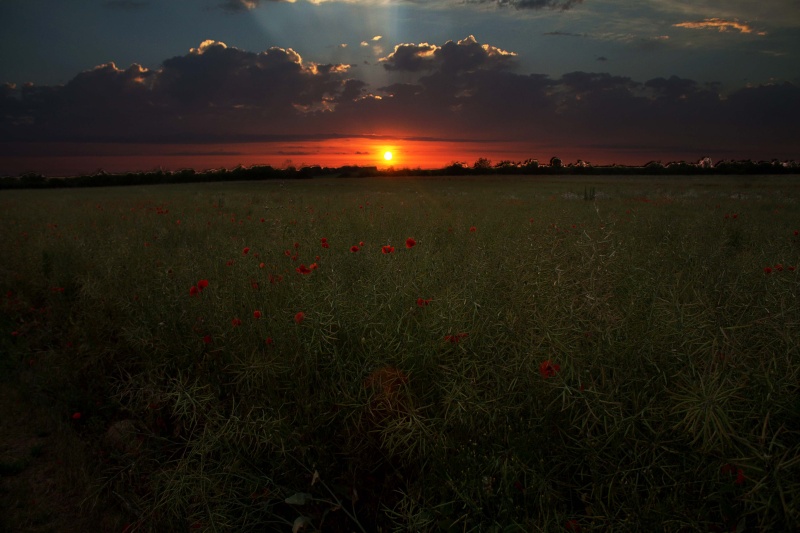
[{"x1": 383, "y1": 151, "x2": 393, "y2": 161}]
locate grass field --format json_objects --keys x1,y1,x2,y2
[{"x1": 1, "y1": 175, "x2": 799, "y2": 532}]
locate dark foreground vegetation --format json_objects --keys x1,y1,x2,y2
[
  {"x1": 2, "y1": 156, "x2": 799, "y2": 190},
  {"x1": 1, "y1": 176, "x2": 799, "y2": 532}
]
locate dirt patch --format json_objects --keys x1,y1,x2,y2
[{"x1": 0, "y1": 382, "x2": 128, "y2": 532}]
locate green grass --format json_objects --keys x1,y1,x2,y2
[{"x1": 1, "y1": 175, "x2": 799, "y2": 532}]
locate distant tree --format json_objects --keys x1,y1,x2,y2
[
  {"x1": 473, "y1": 158, "x2": 492, "y2": 171},
  {"x1": 549, "y1": 156, "x2": 563, "y2": 168}
]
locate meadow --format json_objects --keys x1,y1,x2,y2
[{"x1": 1, "y1": 175, "x2": 799, "y2": 532}]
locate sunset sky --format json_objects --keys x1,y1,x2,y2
[{"x1": 1, "y1": 0, "x2": 799, "y2": 175}]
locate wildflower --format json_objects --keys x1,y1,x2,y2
[
  {"x1": 11, "y1": 331, "x2": 19, "y2": 337},
  {"x1": 359, "y1": 241, "x2": 365, "y2": 246},
  {"x1": 309, "y1": 263, "x2": 319, "y2": 270},
  {"x1": 296, "y1": 264, "x2": 312, "y2": 275},
  {"x1": 445, "y1": 333, "x2": 469, "y2": 343},
  {"x1": 189, "y1": 286, "x2": 200, "y2": 297},
  {"x1": 539, "y1": 360, "x2": 560, "y2": 378},
  {"x1": 284, "y1": 250, "x2": 291, "y2": 257},
  {"x1": 764, "y1": 266, "x2": 772, "y2": 274},
  {"x1": 197, "y1": 279, "x2": 209, "y2": 290},
  {"x1": 294, "y1": 242, "x2": 300, "y2": 249},
  {"x1": 469, "y1": 226, "x2": 477, "y2": 233},
  {"x1": 721, "y1": 463, "x2": 745, "y2": 485},
  {"x1": 775, "y1": 263, "x2": 784, "y2": 272},
  {"x1": 382, "y1": 245, "x2": 395, "y2": 254},
  {"x1": 350, "y1": 245, "x2": 360, "y2": 253},
  {"x1": 226, "y1": 260, "x2": 234, "y2": 266},
  {"x1": 789, "y1": 266, "x2": 796, "y2": 272},
  {"x1": 794, "y1": 230, "x2": 799, "y2": 236},
  {"x1": 231, "y1": 318, "x2": 242, "y2": 327},
  {"x1": 405, "y1": 237, "x2": 416, "y2": 248},
  {"x1": 253, "y1": 310, "x2": 262, "y2": 319},
  {"x1": 565, "y1": 519, "x2": 582, "y2": 532},
  {"x1": 259, "y1": 262, "x2": 265, "y2": 269},
  {"x1": 294, "y1": 312, "x2": 305, "y2": 324},
  {"x1": 416, "y1": 298, "x2": 431, "y2": 307},
  {"x1": 202, "y1": 335, "x2": 212, "y2": 344},
  {"x1": 71, "y1": 412, "x2": 82, "y2": 420},
  {"x1": 265, "y1": 337, "x2": 274, "y2": 346},
  {"x1": 269, "y1": 274, "x2": 283, "y2": 284},
  {"x1": 321, "y1": 237, "x2": 329, "y2": 249},
  {"x1": 243, "y1": 247, "x2": 250, "y2": 255}
]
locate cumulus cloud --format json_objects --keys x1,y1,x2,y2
[
  {"x1": 1, "y1": 36, "x2": 798, "y2": 164},
  {"x1": 380, "y1": 36, "x2": 517, "y2": 74},
  {"x1": 673, "y1": 18, "x2": 766, "y2": 35}
]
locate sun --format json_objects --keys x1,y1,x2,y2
[{"x1": 383, "y1": 151, "x2": 393, "y2": 161}]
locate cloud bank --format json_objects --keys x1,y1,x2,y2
[{"x1": 1, "y1": 37, "x2": 798, "y2": 163}]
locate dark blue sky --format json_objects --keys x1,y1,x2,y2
[{"x1": 1, "y1": 0, "x2": 799, "y2": 174}]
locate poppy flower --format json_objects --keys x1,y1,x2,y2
[
  {"x1": 294, "y1": 242, "x2": 300, "y2": 249},
  {"x1": 243, "y1": 247, "x2": 250, "y2": 255},
  {"x1": 269, "y1": 274, "x2": 283, "y2": 284},
  {"x1": 71, "y1": 412, "x2": 82, "y2": 420},
  {"x1": 416, "y1": 298, "x2": 432, "y2": 307},
  {"x1": 794, "y1": 230, "x2": 799, "y2": 236},
  {"x1": 565, "y1": 519, "x2": 582, "y2": 532},
  {"x1": 231, "y1": 318, "x2": 242, "y2": 327},
  {"x1": 764, "y1": 267, "x2": 773, "y2": 274},
  {"x1": 321, "y1": 242, "x2": 329, "y2": 249},
  {"x1": 382, "y1": 245, "x2": 395, "y2": 254},
  {"x1": 265, "y1": 337, "x2": 274, "y2": 346},
  {"x1": 259, "y1": 262, "x2": 265, "y2": 269},
  {"x1": 253, "y1": 310, "x2": 262, "y2": 319},
  {"x1": 405, "y1": 237, "x2": 416, "y2": 248},
  {"x1": 284, "y1": 250, "x2": 291, "y2": 257},
  {"x1": 539, "y1": 360, "x2": 560, "y2": 378},
  {"x1": 359, "y1": 241, "x2": 364, "y2": 246},
  {"x1": 309, "y1": 263, "x2": 319, "y2": 270},
  {"x1": 445, "y1": 333, "x2": 469, "y2": 343},
  {"x1": 469, "y1": 226, "x2": 477, "y2": 233},
  {"x1": 294, "y1": 312, "x2": 305, "y2": 324},
  {"x1": 202, "y1": 335, "x2": 212, "y2": 344},
  {"x1": 189, "y1": 286, "x2": 200, "y2": 297},
  {"x1": 350, "y1": 245, "x2": 360, "y2": 253},
  {"x1": 296, "y1": 264, "x2": 312, "y2": 275},
  {"x1": 197, "y1": 279, "x2": 209, "y2": 290}
]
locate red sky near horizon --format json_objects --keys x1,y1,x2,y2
[{"x1": 1, "y1": 2, "x2": 798, "y2": 177}]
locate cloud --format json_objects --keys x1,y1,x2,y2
[
  {"x1": 673, "y1": 18, "x2": 766, "y2": 35},
  {"x1": 478, "y1": 0, "x2": 584, "y2": 9},
  {"x1": 380, "y1": 36, "x2": 517, "y2": 74},
  {"x1": 1, "y1": 36, "x2": 798, "y2": 164}
]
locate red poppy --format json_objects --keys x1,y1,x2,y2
[
  {"x1": 350, "y1": 245, "x2": 360, "y2": 253},
  {"x1": 202, "y1": 335, "x2": 212, "y2": 344},
  {"x1": 269, "y1": 274, "x2": 283, "y2": 284},
  {"x1": 253, "y1": 310, "x2": 262, "y2": 319},
  {"x1": 359, "y1": 241, "x2": 364, "y2": 246},
  {"x1": 445, "y1": 332, "x2": 469, "y2": 343},
  {"x1": 189, "y1": 286, "x2": 200, "y2": 297},
  {"x1": 565, "y1": 519, "x2": 582, "y2": 532},
  {"x1": 775, "y1": 263, "x2": 784, "y2": 272},
  {"x1": 469, "y1": 226, "x2": 477, "y2": 233},
  {"x1": 794, "y1": 230, "x2": 799, "y2": 236},
  {"x1": 294, "y1": 242, "x2": 300, "y2": 249},
  {"x1": 294, "y1": 312, "x2": 305, "y2": 324},
  {"x1": 231, "y1": 318, "x2": 242, "y2": 327},
  {"x1": 265, "y1": 337, "x2": 274, "y2": 346},
  {"x1": 789, "y1": 266, "x2": 796, "y2": 272},
  {"x1": 764, "y1": 267, "x2": 773, "y2": 274},
  {"x1": 309, "y1": 263, "x2": 319, "y2": 270},
  {"x1": 321, "y1": 242, "x2": 330, "y2": 249},
  {"x1": 243, "y1": 247, "x2": 250, "y2": 255},
  {"x1": 405, "y1": 237, "x2": 416, "y2": 248},
  {"x1": 284, "y1": 250, "x2": 291, "y2": 257},
  {"x1": 296, "y1": 264, "x2": 312, "y2": 275},
  {"x1": 226, "y1": 260, "x2": 234, "y2": 266},
  {"x1": 539, "y1": 360, "x2": 560, "y2": 378},
  {"x1": 382, "y1": 245, "x2": 395, "y2": 254},
  {"x1": 259, "y1": 262, "x2": 265, "y2": 269},
  {"x1": 71, "y1": 412, "x2": 82, "y2": 420},
  {"x1": 416, "y1": 298, "x2": 431, "y2": 307},
  {"x1": 197, "y1": 279, "x2": 209, "y2": 290}
]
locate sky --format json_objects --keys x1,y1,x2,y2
[{"x1": 1, "y1": 0, "x2": 799, "y2": 176}]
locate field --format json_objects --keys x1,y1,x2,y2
[{"x1": 1, "y1": 175, "x2": 799, "y2": 532}]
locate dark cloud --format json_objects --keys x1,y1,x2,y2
[
  {"x1": 1, "y1": 36, "x2": 798, "y2": 165},
  {"x1": 543, "y1": 31, "x2": 588, "y2": 38},
  {"x1": 476, "y1": 0, "x2": 584, "y2": 10},
  {"x1": 380, "y1": 36, "x2": 517, "y2": 74}
]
